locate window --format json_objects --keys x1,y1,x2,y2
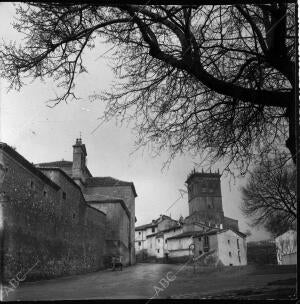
[
  {"x1": 62, "y1": 192, "x2": 66, "y2": 200},
  {"x1": 43, "y1": 190, "x2": 47, "y2": 197},
  {"x1": 138, "y1": 241, "x2": 141, "y2": 246},
  {"x1": 199, "y1": 250, "x2": 203, "y2": 255},
  {"x1": 229, "y1": 251, "x2": 232, "y2": 258},
  {"x1": 30, "y1": 180, "x2": 34, "y2": 189},
  {"x1": 237, "y1": 239, "x2": 240, "y2": 249},
  {"x1": 228, "y1": 239, "x2": 230, "y2": 244},
  {"x1": 139, "y1": 231, "x2": 141, "y2": 235},
  {"x1": 152, "y1": 227, "x2": 155, "y2": 233},
  {"x1": 165, "y1": 239, "x2": 167, "y2": 244},
  {"x1": 204, "y1": 235, "x2": 209, "y2": 251},
  {"x1": 157, "y1": 249, "x2": 160, "y2": 253},
  {"x1": 73, "y1": 213, "x2": 76, "y2": 219}
]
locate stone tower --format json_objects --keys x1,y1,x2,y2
[
  {"x1": 185, "y1": 169, "x2": 225, "y2": 227},
  {"x1": 72, "y1": 138, "x2": 87, "y2": 186}
]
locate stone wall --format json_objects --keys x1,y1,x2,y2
[
  {"x1": 88, "y1": 200, "x2": 130, "y2": 266},
  {"x1": 0, "y1": 145, "x2": 106, "y2": 282},
  {"x1": 84, "y1": 185, "x2": 136, "y2": 264}
]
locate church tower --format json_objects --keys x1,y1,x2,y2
[
  {"x1": 72, "y1": 138, "x2": 87, "y2": 186},
  {"x1": 186, "y1": 169, "x2": 225, "y2": 227}
]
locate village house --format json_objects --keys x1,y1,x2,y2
[
  {"x1": 275, "y1": 230, "x2": 297, "y2": 265},
  {"x1": 135, "y1": 170, "x2": 247, "y2": 266},
  {"x1": 0, "y1": 139, "x2": 137, "y2": 282},
  {"x1": 135, "y1": 214, "x2": 180, "y2": 260}
]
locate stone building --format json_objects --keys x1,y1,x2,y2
[
  {"x1": 166, "y1": 228, "x2": 247, "y2": 265},
  {"x1": 0, "y1": 139, "x2": 137, "y2": 281},
  {"x1": 37, "y1": 138, "x2": 137, "y2": 266},
  {"x1": 185, "y1": 169, "x2": 238, "y2": 230},
  {"x1": 135, "y1": 169, "x2": 247, "y2": 266}
]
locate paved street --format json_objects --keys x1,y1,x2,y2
[{"x1": 4, "y1": 263, "x2": 296, "y2": 301}]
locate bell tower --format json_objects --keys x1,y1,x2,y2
[
  {"x1": 185, "y1": 169, "x2": 224, "y2": 227},
  {"x1": 72, "y1": 137, "x2": 87, "y2": 185}
]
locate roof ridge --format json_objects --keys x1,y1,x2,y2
[
  {"x1": 88, "y1": 176, "x2": 134, "y2": 182},
  {"x1": 36, "y1": 160, "x2": 73, "y2": 165}
]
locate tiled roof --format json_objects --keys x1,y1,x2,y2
[
  {"x1": 36, "y1": 161, "x2": 93, "y2": 178},
  {"x1": 231, "y1": 230, "x2": 247, "y2": 238},
  {"x1": 36, "y1": 160, "x2": 73, "y2": 167},
  {"x1": 166, "y1": 228, "x2": 246, "y2": 240},
  {"x1": 135, "y1": 223, "x2": 157, "y2": 230},
  {"x1": 160, "y1": 225, "x2": 182, "y2": 233},
  {"x1": 86, "y1": 177, "x2": 137, "y2": 197},
  {"x1": 146, "y1": 232, "x2": 157, "y2": 238},
  {"x1": 167, "y1": 229, "x2": 220, "y2": 240},
  {"x1": 135, "y1": 215, "x2": 178, "y2": 231}
]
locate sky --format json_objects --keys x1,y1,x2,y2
[{"x1": 0, "y1": 3, "x2": 271, "y2": 241}]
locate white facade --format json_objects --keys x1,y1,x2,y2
[
  {"x1": 135, "y1": 216, "x2": 247, "y2": 266},
  {"x1": 135, "y1": 215, "x2": 182, "y2": 259},
  {"x1": 167, "y1": 229, "x2": 247, "y2": 266},
  {"x1": 275, "y1": 230, "x2": 297, "y2": 265},
  {"x1": 167, "y1": 236, "x2": 194, "y2": 258},
  {"x1": 147, "y1": 234, "x2": 157, "y2": 257},
  {"x1": 135, "y1": 225, "x2": 157, "y2": 254},
  {"x1": 155, "y1": 235, "x2": 164, "y2": 258},
  {"x1": 145, "y1": 227, "x2": 183, "y2": 258},
  {"x1": 215, "y1": 230, "x2": 247, "y2": 266}
]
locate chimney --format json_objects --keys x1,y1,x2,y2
[{"x1": 72, "y1": 138, "x2": 87, "y2": 183}]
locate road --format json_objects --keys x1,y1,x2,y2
[{"x1": 3, "y1": 263, "x2": 296, "y2": 300}]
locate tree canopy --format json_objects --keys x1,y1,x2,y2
[
  {"x1": 0, "y1": 3, "x2": 297, "y2": 172},
  {"x1": 241, "y1": 152, "x2": 296, "y2": 237}
]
